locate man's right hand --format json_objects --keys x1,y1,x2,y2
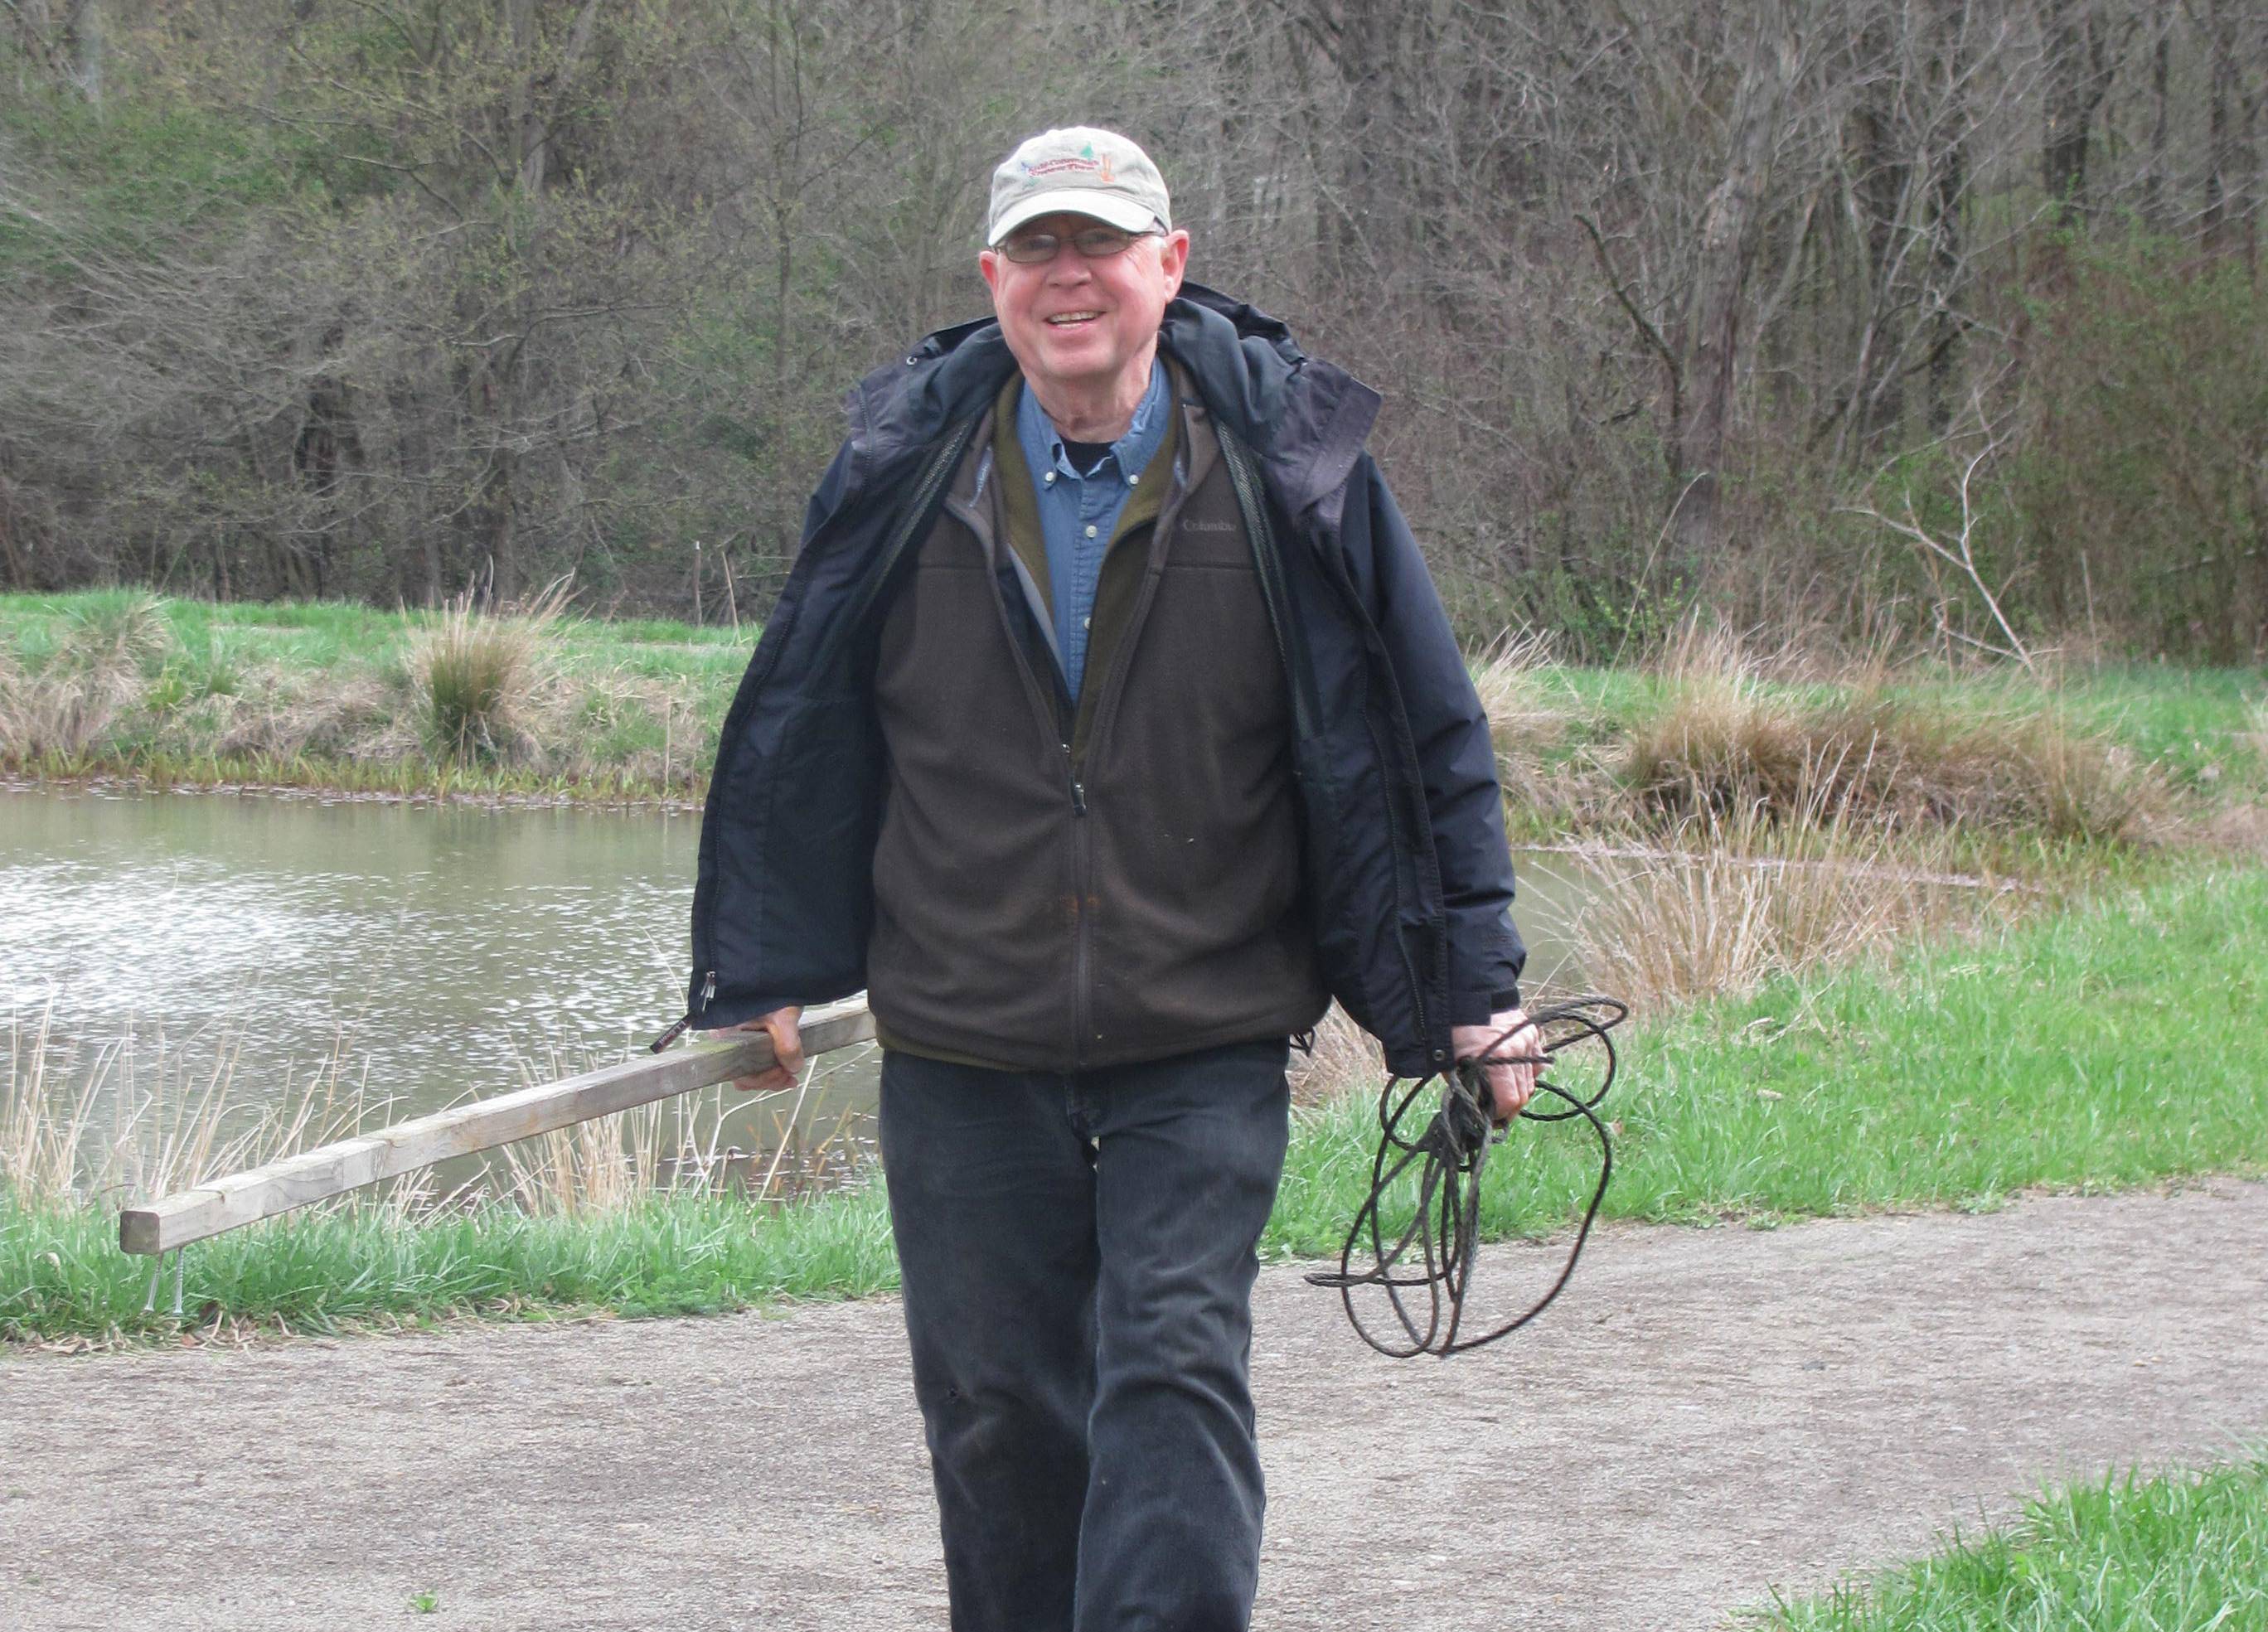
[{"x1": 718, "y1": 1005, "x2": 805, "y2": 1092}]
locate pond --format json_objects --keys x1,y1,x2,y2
[{"x1": 0, "y1": 783, "x2": 1596, "y2": 1199}]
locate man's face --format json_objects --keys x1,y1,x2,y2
[{"x1": 979, "y1": 212, "x2": 1191, "y2": 401}]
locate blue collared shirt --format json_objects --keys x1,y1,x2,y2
[{"x1": 1015, "y1": 358, "x2": 1170, "y2": 700}]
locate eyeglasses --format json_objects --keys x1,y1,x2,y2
[{"x1": 996, "y1": 225, "x2": 1160, "y2": 264}]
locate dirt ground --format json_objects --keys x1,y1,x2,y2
[{"x1": 5, "y1": 1180, "x2": 2265, "y2": 1632}]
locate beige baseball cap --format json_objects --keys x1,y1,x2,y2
[{"x1": 986, "y1": 127, "x2": 1171, "y2": 247}]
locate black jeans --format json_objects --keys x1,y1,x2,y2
[{"x1": 877, "y1": 1039, "x2": 1292, "y2": 1632}]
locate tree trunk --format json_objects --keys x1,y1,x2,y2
[
  {"x1": 2142, "y1": 0, "x2": 2170, "y2": 230},
  {"x1": 1851, "y1": 13, "x2": 1909, "y2": 443},
  {"x1": 1674, "y1": 7, "x2": 1793, "y2": 564},
  {"x1": 2200, "y1": 0, "x2": 2259, "y2": 265},
  {"x1": 2041, "y1": 0, "x2": 2107, "y2": 228},
  {"x1": 65, "y1": 0, "x2": 101, "y2": 107},
  {"x1": 1929, "y1": 0, "x2": 1971, "y2": 434}
]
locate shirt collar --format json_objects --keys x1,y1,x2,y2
[{"x1": 1018, "y1": 357, "x2": 1170, "y2": 480}]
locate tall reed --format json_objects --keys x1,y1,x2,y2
[
  {"x1": 2, "y1": 1001, "x2": 384, "y2": 1208},
  {"x1": 1569, "y1": 788, "x2": 2033, "y2": 1015}
]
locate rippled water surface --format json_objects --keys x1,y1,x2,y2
[
  {"x1": 3, "y1": 785, "x2": 700, "y2": 1096},
  {"x1": 2, "y1": 783, "x2": 1593, "y2": 1177}
]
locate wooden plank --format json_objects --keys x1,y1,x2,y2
[{"x1": 118, "y1": 1000, "x2": 875, "y2": 1256}]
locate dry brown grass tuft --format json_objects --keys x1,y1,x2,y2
[
  {"x1": 522, "y1": 665, "x2": 705, "y2": 792},
  {"x1": 1471, "y1": 628, "x2": 1566, "y2": 750},
  {"x1": 0, "y1": 646, "x2": 138, "y2": 759},
  {"x1": 495, "y1": 1101, "x2": 693, "y2": 1217},
  {"x1": 487, "y1": 1041, "x2": 877, "y2": 1215},
  {"x1": 1570, "y1": 797, "x2": 2035, "y2": 1013},
  {"x1": 1620, "y1": 628, "x2": 2156, "y2": 844},
  {"x1": 410, "y1": 579, "x2": 574, "y2": 763},
  {"x1": 2242, "y1": 700, "x2": 2268, "y2": 780},
  {"x1": 0, "y1": 597, "x2": 176, "y2": 761},
  {"x1": 1287, "y1": 1005, "x2": 1388, "y2": 1107},
  {"x1": 206, "y1": 670, "x2": 403, "y2": 762},
  {"x1": 59, "y1": 593, "x2": 172, "y2": 675},
  {"x1": 1469, "y1": 627, "x2": 1589, "y2": 825}
]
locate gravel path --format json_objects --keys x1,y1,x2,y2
[{"x1": 6, "y1": 1181, "x2": 2266, "y2": 1631}]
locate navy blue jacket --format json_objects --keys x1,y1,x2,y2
[{"x1": 685, "y1": 283, "x2": 1524, "y2": 1078}]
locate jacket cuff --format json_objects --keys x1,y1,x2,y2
[{"x1": 1447, "y1": 985, "x2": 1520, "y2": 1027}]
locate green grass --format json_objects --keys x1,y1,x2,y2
[
  {"x1": 0, "y1": 591, "x2": 752, "y2": 687},
  {"x1": 7, "y1": 593, "x2": 2262, "y2": 814},
  {"x1": 7, "y1": 861, "x2": 2264, "y2": 1344},
  {"x1": 1272, "y1": 860, "x2": 2268, "y2": 1252},
  {"x1": 0, "y1": 591, "x2": 754, "y2": 800},
  {"x1": 2, "y1": 1185, "x2": 899, "y2": 1345},
  {"x1": 1531, "y1": 660, "x2": 2268, "y2": 808},
  {"x1": 1749, "y1": 1455, "x2": 2268, "y2": 1630}
]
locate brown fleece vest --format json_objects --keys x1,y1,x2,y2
[{"x1": 865, "y1": 374, "x2": 1327, "y2": 1072}]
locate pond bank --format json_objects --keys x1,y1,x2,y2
[
  {"x1": 6, "y1": 591, "x2": 2260, "y2": 839},
  {"x1": 10, "y1": 862, "x2": 2266, "y2": 1346}
]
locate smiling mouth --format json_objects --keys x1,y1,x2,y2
[{"x1": 1044, "y1": 312, "x2": 1104, "y2": 328}]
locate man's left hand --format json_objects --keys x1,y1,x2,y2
[{"x1": 1451, "y1": 1008, "x2": 1541, "y2": 1125}]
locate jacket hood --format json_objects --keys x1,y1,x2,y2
[{"x1": 846, "y1": 283, "x2": 1382, "y2": 520}]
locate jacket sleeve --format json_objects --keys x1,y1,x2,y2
[{"x1": 1340, "y1": 454, "x2": 1526, "y2": 1022}]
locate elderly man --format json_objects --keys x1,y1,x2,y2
[{"x1": 683, "y1": 127, "x2": 1533, "y2": 1632}]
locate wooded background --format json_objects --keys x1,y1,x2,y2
[{"x1": 2, "y1": 0, "x2": 2262, "y2": 658}]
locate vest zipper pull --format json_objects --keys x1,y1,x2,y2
[
  {"x1": 648, "y1": 970, "x2": 717, "y2": 1053},
  {"x1": 1063, "y1": 743, "x2": 1088, "y2": 815}
]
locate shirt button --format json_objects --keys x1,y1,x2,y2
[
  {"x1": 1127, "y1": 473, "x2": 1140, "y2": 487},
  {"x1": 1083, "y1": 524, "x2": 1098, "y2": 539},
  {"x1": 1082, "y1": 616, "x2": 1091, "y2": 630},
  {"x1": 1043, "y1": 472, "x2": 1056, "y2": 484}
]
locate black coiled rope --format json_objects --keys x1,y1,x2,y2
[{"x1": 1305, "y1": 995, "x2": 1630, "y2": 1357}]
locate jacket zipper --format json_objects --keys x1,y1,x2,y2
[
  {"x1": 1217, "y1": 427, "x2": 1319, "y2": 743},
  {"x1": 675, "y1": 416, "x2": 977, "y2": 1047},
  {"x1": 649, "y1": 970, "x2": 715, "y2": 1053},
  {"x1": 839, "y1": 414, "x2": 983, "y2": 647},
  {"x1": 1219, "y1": 424, "x2": 1437, "y2": 1062}
]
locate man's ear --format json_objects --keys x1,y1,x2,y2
[
  {"x1": 1158, "y1": 230, "x2": 1190, "y2": 298},
  {"x1": 978, "y1": 248, "x2": 1003, "y2": 303}
]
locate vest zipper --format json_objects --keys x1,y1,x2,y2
[
  {"x1": 976, "y1": 486, "x2": 1092, "y2": 1068},
  {"x1": 1066, "y1": 743, "x2": 1093, "y2": 1067}
]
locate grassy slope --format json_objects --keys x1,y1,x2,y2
[
  {"x1": 0, "y1": 590, "x2": 751, "y2": 685},
  {"x1": 8, "y1": 860, "x2": 2264, "y2": 1344},
  {"x1": 1533, "y1": 661, "x2": 2266, "y2": 802},
  {"x1": 5, "y1": 592, "x2": 2263, "y2": 806},
  {"x1": 0, "y1": 591, "x2": 753, "y2": 798},
  {"x1": 1748, "y1": 1455, "x2": 2268, "y2": 1630},
  {"x1": 1271, "y1": 860, "x2": 2268, "y2": 1254}
]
